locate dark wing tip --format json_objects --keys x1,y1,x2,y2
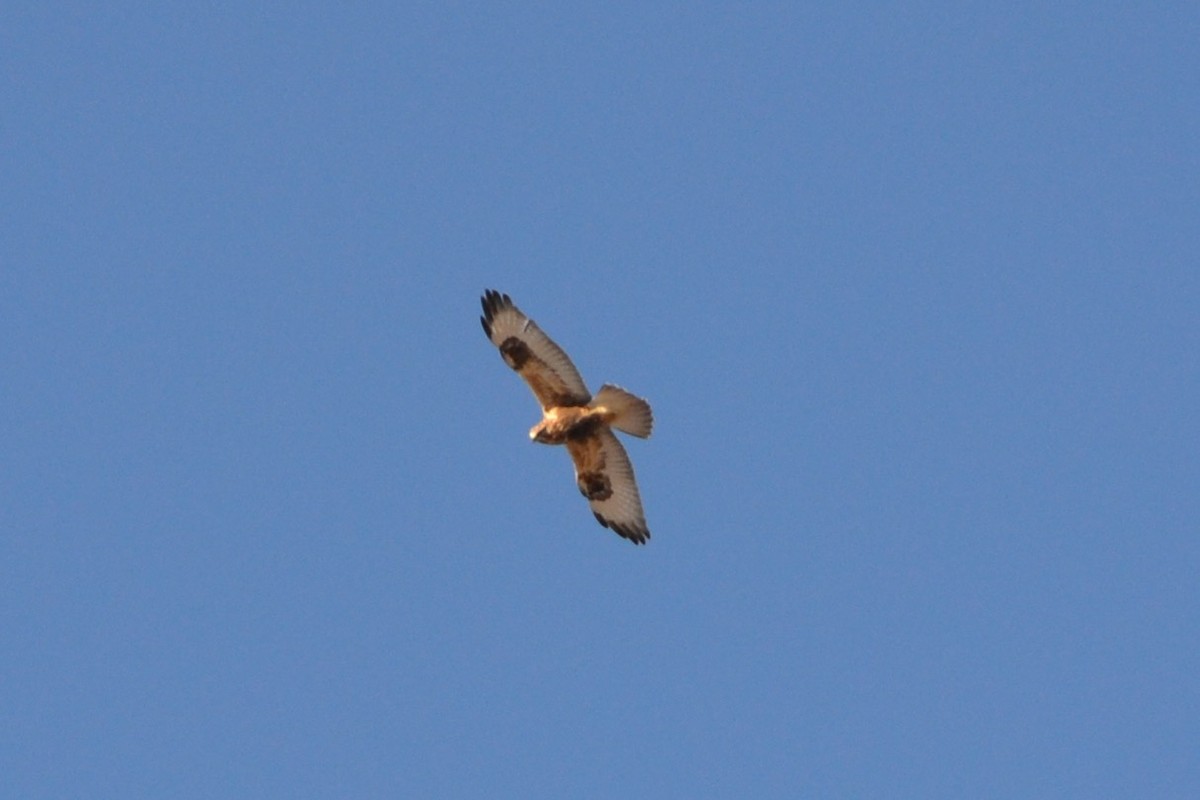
[
  {"x1": 480, "y1": 289, "x2": 514, "y2": 339},
  {"x1": 592, "y1": 511, "x2": 649, "y2": 545}
]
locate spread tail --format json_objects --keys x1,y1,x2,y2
[{"x1": 591, "y1": 384, "x2": 653, "y2": 438}]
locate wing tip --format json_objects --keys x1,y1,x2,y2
[
  {"x1": 593, "y1": 511, "x2": 650, "y2": 545},
  {"x1": 480, "y1": 289, "x2": 515, "y2": 339}
]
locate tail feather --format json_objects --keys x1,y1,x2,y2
[{"x1": 591, "y1": 384, "x2": 653, "y2": 438}]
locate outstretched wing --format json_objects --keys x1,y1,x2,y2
[
  {"x1": 480, "y1": 290, "x2": 590, "y2": 410},
  {"x1": 566, "y1": 426, "x2": 650, "y2": 544}
]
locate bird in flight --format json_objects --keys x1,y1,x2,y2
[{"x1": 480, "y1": 290, "x2": 654, "y2": 544}]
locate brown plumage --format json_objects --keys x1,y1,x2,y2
[{"x1": 480, "y1": 290, "x2": 653, "y2": 544}]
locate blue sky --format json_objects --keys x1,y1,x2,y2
[{"x1": 3, "y1": 3, "x2": 1197, "y2": 797}]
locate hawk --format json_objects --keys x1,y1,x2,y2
[{"x1": 480, "y1": 289, "x2": 654, "y2": 544}]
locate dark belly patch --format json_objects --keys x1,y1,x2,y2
[{"x1": 566, "y1": 415, "x2": 603, "y2": 441}]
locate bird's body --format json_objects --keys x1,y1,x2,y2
[
  {"x1": 530, "y1": 405, "x2": 602, "y2": 445},
  {"x1": 480, "y1": 290, "x2": 653, "y2": 544}
]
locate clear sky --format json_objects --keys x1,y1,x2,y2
[{"x1": 3, "y1": 4, "x2": 1197, "y2": 797}]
